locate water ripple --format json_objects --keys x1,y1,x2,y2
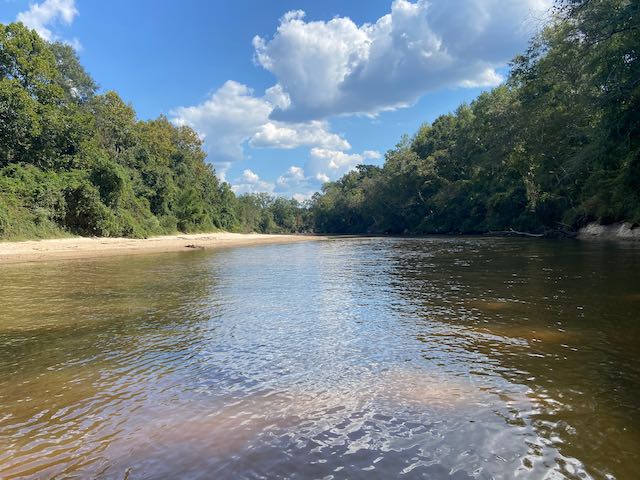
[{"x1": 1, "y1": 239, "x2": 639, "y2": 478}]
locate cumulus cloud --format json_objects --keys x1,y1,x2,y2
[
  {"x1": 241, "y1": 169, "x2": 260, "y2": 183},
  {"x1": 175, "y1": 0, "x2": 551, "y2": 196},
  {"x1": 277, "y1": 166, "x2": 306, "y2": 188},
  {"x1": 274, "y1": 148, "x2": 382, "y2": 198},
  {"x1": 253, "y1": 0, "x2": 551, "y2": 121},
  {"x1": 17, "y1": 0, "x2": 79, "y2": 46},
  {"x1": 273, "y1": 166, "x2": 313, "y2": 198},
  {"x1": 305, "y1": 148, "x2": 381, "y2": 182},
  {"x1": 172, "y1": 81, "x2": 272, "y2": 172},
  {"x1": 275, "y1": 165, "x2": 314, "y2": 197},
  {"x1": 250, "y1": 120, "x2": 350, "y2": 150},
  {"x1": 232, "y1": 169, "x2": 276, "y2": 195},
  {"x1": 171, "y1": 80, "x2": 351, "y2": 175},
  {"x1": 292, "y1": 192, "x2": 313, "y2": 203}
]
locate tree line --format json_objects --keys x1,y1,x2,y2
[
  {"x1": 1, "y1": 0, "x2": 638, "y2": 240},
  {"x1": 309, "y1": 0, "x2": 639, "y2": 235},
  {"x1": 0, "y1": 22, "x2": 307, "y2": 239}
]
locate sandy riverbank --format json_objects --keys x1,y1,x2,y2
[{"x1": 0, "y1": 232, "x2": 326, "y2": 264}]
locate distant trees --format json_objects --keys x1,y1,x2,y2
[
  {"x1": 309, "y1": 0, "x2": 640, "y2": 235},
  {"x1": 235, "y1": 193, "x2": 310, "y2": 234}
]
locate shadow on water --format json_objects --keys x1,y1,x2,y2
[{"x1": 0, "y1": 239, "x2": 638, "y2": 478}]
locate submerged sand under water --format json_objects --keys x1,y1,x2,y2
[{"x1": 1, "y1": 237, "x2": 638, "y2": 479}]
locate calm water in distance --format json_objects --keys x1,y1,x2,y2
[{"x1": 0, "y1": 238, "x2": 639, "y2": 479}]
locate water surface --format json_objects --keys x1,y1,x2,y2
[{"x1": 1, "y1": 238, "x2": 639, "y2": 479}]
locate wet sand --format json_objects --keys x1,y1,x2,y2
[{"x1": 0, "y1": 232, "x2": 326, "y2": 264}]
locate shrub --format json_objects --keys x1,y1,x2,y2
[
  {"x1": 0, "y1": 197, "x2": 8, "y2": 236},
  {"x1": 64, "y1": 179, "x2": 118, "y2": 236}
]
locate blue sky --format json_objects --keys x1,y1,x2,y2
[{"x1": 2, "y1": 0, "x2": 550, "y2": 200}]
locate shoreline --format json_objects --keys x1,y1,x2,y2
[{"x1": 0, "y1": 232, "x2": 327, "y2": 265}]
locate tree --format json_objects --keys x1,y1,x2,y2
[
  {"x1": 0, "y1": 20, "x2": 292, "y2": 239},
  {"x1": 309, "y1": 0, "x2": 640, "y2": 234},
  {"x1": 50, "y1": 42, "x2": 97, "y2": 103}
]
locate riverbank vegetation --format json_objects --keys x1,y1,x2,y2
[
  {"x1": 1, "y1": 0, "x2": 637, "y2": 240},
  {"x1": 309, "y1": 0, "x2": 639, "y2": 235},
  {"x1": 0, "y1": 22, "x2": 304, "y2": 239}
]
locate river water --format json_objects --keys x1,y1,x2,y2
[{"x1": 0, "y1": 238, "x2": 638, "y2": 479}]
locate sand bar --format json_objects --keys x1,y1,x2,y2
[{"x1": 0, "y1": 232, "x2": 326, "y2": 264}]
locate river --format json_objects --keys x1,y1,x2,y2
[{"x1": 0, "y1": 237, "x2": 638, "y2": 479}]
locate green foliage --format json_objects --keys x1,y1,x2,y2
[
  {"x1": 50, "y1": 42, "x2": 97, "y2": 103},
  {"x1": 235, "y1": 193, "x2": 310, "y2": 233},
  {"x1": 4, "y1": 0, "x2": 634, "y2": 240},
  {"x1": 89, "y1": 91, "x2": 136, "y2": 158},
  {"x1": 63, "y1": 177, "x2": 117, "y2": 236},
  {"x1": 0, "y1": 79, "x2": 41, "y2": 165},
  {"x1": 310, "y1": 0, "x2": 640, "y2": 235},
  {"x1": 0, "y1": 196, "x2": 9, "y2": 236},
  {"x1": 0, "y1": 21, "x2": 273, "y2": 240},
  {"x1": 0, "y1": 23, "x2": 62, "y2": 103}
]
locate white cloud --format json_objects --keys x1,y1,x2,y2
[
  {"x1": 172, "y1": 81, "x2": 271, "y2": 167},
  {"x1": 171, "y1": 80, "x2": 351, "y2": 174},
  {"x1": 363, "y1": 150, "x2": 382, "y2": 160},
  {"x1": 315, "y1": 173, "x2": 330, "y2": 183},
  {"x1": 250, "y1": 120, "x2": 350, "y2": 150},
  {"x1": 292, "y1": 192, "x2": 313, "y2": 203},
  {"x1": 264, "y1": 84, "x2": 291, "y2": 110},
  {"x1": 277, "y1": 166, "x2": 306, "y2": 188},
  {"x1": 274, "y1": 165, "x2": 316, "y2": 199},
  {"x1": 275, "y1": 165, "x2": 319, "y2": 199},
  {"x1": 241, "y1": 169, "x2": 260, "y2": 183},
  {"x1": 175, "y1": 0, "x2": 551, "y2": 197},
  {"x1": 17, "y1": 0, "x2": 79, "y2": 45},
  {"x1": 232, "y1": 169, "x2": 275, "y2": 195},
  {"x1": 306, "y1": 148, "x2": 378, "y2": 182},
  {"x1": 253, "y1": 0, "x2": 551, "y2": 121},
  {"x1": 274, "y1": 148, "x2": 382, "y2": 198}
]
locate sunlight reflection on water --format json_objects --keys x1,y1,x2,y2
[{"x1": 0, "y1": 238, "x2": 639, "y2": 479}]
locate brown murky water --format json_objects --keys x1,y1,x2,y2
[{"x1": 0, "y1": 238, "x2": 638, "y2": 479}]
